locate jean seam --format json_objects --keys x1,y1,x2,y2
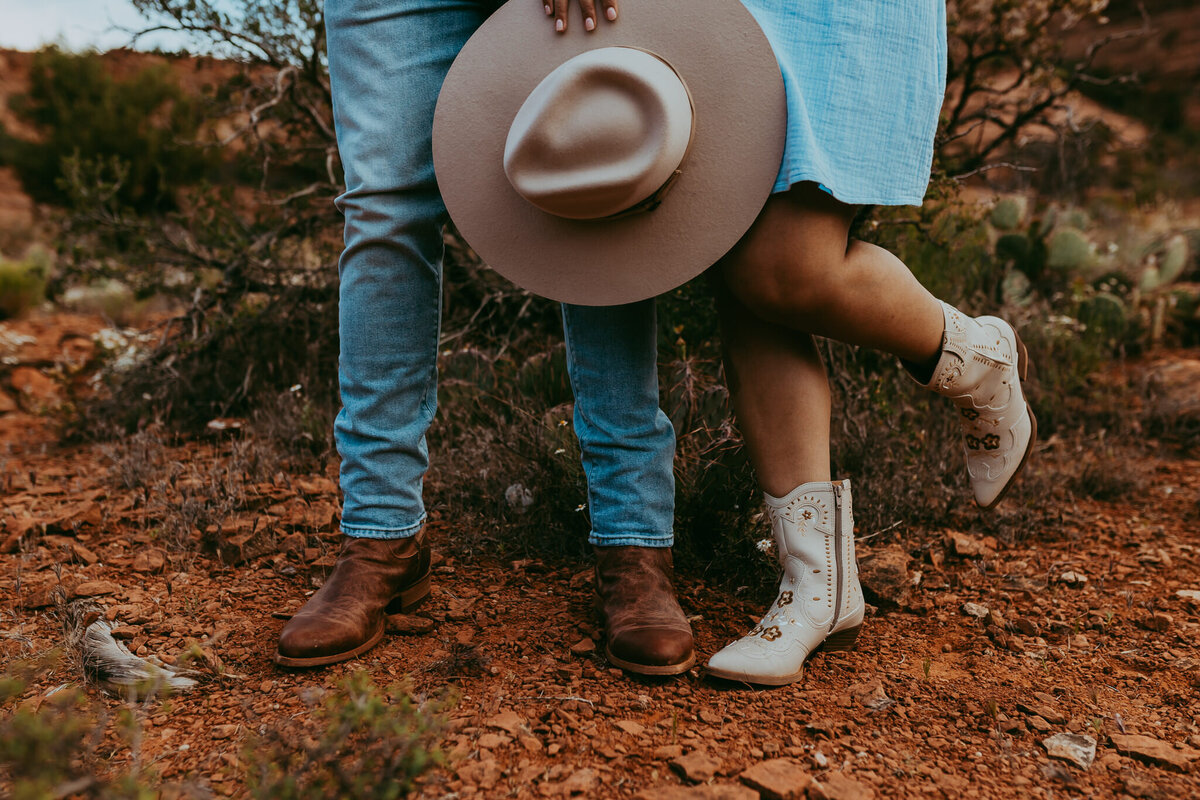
[{"x1": 561, "y1": 305, "x2": 599, "y2": 528}]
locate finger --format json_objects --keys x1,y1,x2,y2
[
  {"x1": 578, "y1": 0, "x2": 597, "y2": 31},
  {"x1": 600, "y1": 0, "x2": 618, "y2": 22},
  {"x1": 553, "y1": 0, "x2": 568, "y2": 32},
  {"x1": 543, "y1": 1, "x2": 551, "y2": 16}
]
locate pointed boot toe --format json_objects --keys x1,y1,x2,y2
[{"x1": 706, "y1": 480, "x2": 864, "y2": 687}]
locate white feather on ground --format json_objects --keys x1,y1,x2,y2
[{"x1": 62, "y1": 600, "x2": 197, "y2": 698}]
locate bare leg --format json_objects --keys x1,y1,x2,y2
[
  {"x1": 715, "y1": 283, "x2": 831, "y2": 497},
  {"x1": 720, "y1": 183, "x2": 944, "y2": 366}
]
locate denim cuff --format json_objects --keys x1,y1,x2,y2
[
  {"x1": 588, "y1": 531, "x2": 674, "y2": 548},
  {"x1": 341, "y1": 514, "x2": 425, "y2": 540}
]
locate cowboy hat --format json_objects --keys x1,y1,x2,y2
[{"x1": 432, "y1": 0, "x2": 785, "y2": 306}]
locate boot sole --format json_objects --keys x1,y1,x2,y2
[
  {"x1": 272, "y1": 570, "x2": 432, "y2": 669},
  {"x1": 704, "y1": 624, "x2": 862, "y2": 686},
  {"x1": 980, "y1": 329, "x2": 1038, "y2": 511},
  {"x1": 605, "y1": 645, "x2": 696, "y2": 676}
]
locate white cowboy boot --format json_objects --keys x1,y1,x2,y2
[
  {"x1": 706, "y1": 480, "x2": 863, "y2": 686},
  {"x1": 916, "y1": 301, "x2": 1037, "y2": 509}
]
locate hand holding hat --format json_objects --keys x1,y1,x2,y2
[
  {"x1": 433, "y1": 0, "x2": 785, "y2": 306},
  {"x1": 544, "y1": 0, "x2": 620, "y2": 33}
]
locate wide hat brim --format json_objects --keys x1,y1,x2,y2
[{"x1": 433, "y1": 0, "x2": 786, "y2": 307}]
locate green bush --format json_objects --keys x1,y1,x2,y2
[
  {"x1": 244, "y1": 672, "x2": 449, "y2": 800},
  {"x1": 0, "y1": 47, "x2": 211, "y2": 212},
  {"x1": 0, "y1": 248, "x2": 50, "y2": 319}
]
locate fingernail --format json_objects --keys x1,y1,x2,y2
[
  {"x1": 606, "y1": 6, "x2": 617, "y2": 20},
  {"x1": 544, "y1": 4, "x2": 551, "y2": 14},
  {"x1": 555, "y1": 18, "x2": 564, "y2": 31},
  {"x1": 584, "y1": 16, "x2": 595, "y2": 30}
]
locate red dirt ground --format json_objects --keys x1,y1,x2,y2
[{"x1": 2, "y1": 312, "x2": 1199, "y2": 799}]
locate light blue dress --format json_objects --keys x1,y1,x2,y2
[{"x1": 740, "y1": 1, "x2": 947, "y2": 206}]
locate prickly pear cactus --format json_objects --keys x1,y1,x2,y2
[
  {"x1": 990, "y1": 196, "x2": 1027, "y2": 231},
  {"x1": 1046, "y1": 227, "x2": 1093, "y2": 273},
  {"x1": 1076, "y1": 293, "x2": 1127, "y2": 343},
  {"x1": 1159, "y1": 235, "x2": 1190, "y2": 286}
]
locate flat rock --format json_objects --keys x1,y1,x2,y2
[
  {"x1": 962, "y1": 602, "x2": 989, "y2": 619},
  {"x1": 671, "y1": 749, "x2": 722, "y2": 783},
  {"x1": 615, "y1": 719, "x2": 645, "y2": 736},
  {"x1": 635, "y1": 786, "x2": 758, "y2": 800},
  {"x1": 1110, "y1": 734, "x2": 1200, "y2": 772},
  {"x1": 476, "y1": 732, "x2": 511, "y2": 750},
  {"x1": 857, "y1": 545, "x2": 914, "y2": 606},
  {"x1": 132, "y1": 549, "x2": 166, "y2": 573},
  {"x1": 1141, "y1": 356, "x2": 1200, "y2": 426},
  {"x1": 1176, "y1": 589, "x2": 1200, "y2": 606},
  {"x1": 569, "y1": 637, "x2": 596, "y2": 655},
  {"x1": 1140, "y1": 612, "x2": 1173, "y2": 633},
  {"x1": 944, "y1": 530, "x2": 998, "y2": 558},
  {"x1": 485, "y1": 710, "x2": 526, "y2": 734},
  {"x1": 73, "y1": 580, "x2": 119, "y2": 597},
  {"x1": 1041, "y1": 733, "x2": 1097, "y2": 769},
  {"x1": 809, "y1": 772, "x2": 877, "y2": 800},
  {"x1": 1059, "y1": 570, "x2": 1088, "y2": 588},
  {"x1": 739, "y1": 758, "x2": 812, "y2": 800}
]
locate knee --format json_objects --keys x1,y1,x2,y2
[{"x1": 723, "y1": 243, "x2": 848, "y2": 322}]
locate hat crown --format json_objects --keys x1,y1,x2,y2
[{"x1": 503, "y1": 47, "x2": 693, "y2": 220}]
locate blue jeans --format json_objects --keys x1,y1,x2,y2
[{"x1": 326, "y1": 0, "x2": 676, "y2": 547}]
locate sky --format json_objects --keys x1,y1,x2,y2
[{"x1": 2, "y1": 1, "x2": 198, "y2": 52}]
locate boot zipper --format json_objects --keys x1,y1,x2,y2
[{"x1": 830, "y1": 482, "x2": 844, "y2": 634}]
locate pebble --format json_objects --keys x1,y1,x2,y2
[
  {"x1": 962, "y1": 602, "x2": 989, "y2": 619},
  {"x1": 1040, "y1": 733, "x2": 1096, "y2": 770},
  {"x1": 635, "y1": 785, "x2": 758, "y2": 800},
  {"x1": 670, "y1": 749, "x2": 722, "y2": 783},
  {"x1": 739, "y1": 758, "x2": 812, "y2": 800},
  {"x1": 1059, "y1": 571, "x2": 1088, "y2": 588},
  {"x1": 808, "y1": 772, "x2": 877, "y2": 800}
]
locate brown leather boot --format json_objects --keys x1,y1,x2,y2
[
  {"x1": 594, "y1": 546, "x2": 695, "y2": 676},
  {"x1": 274, "y1": 533, "x2": 432, "y2": 668}
]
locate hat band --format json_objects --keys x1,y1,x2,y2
[{"x1": 598, "y1": 47, "x2": 695, "y2": 221}]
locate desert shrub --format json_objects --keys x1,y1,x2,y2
[
  {"x1": 0, "y1": 654, "x2": 159, "y2": 800},
  {"x1": 0, "y1": 247, "x2": 52, "y2": 319},
  {"x1": 244, "y1": 671, "x2": 449, "y2": 800},
  {"x1": 0, "y1": 47, "x2": 211, "y2": 213}
]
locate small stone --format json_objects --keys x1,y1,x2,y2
[
  {"x1": 1059, "y1": 571, "x2": 1088, "y2": 588},
  {"x1": 1139, "y1": 612, "x2": 1173, "y2": 633},
  {"x1": 1041, "y1": 733, "x2": 1096, "y2": 769},
  {"x1": 0, "y1": 388, "x2": 17, "y2": 414},
  {"x1": 476, "y1": 732, "x2": 511, "y2": 750},
  {"x1": 485, "y1": 710, "x2": 526, "y2": 734},
  {"x1": 132, "y1": 549, "x2": 166, "y2": 573},
  {"x1": 385, "y1": 614, "x2": 436, "y2": 635},
  {"x1": 70, "y1": 541, "x2": 100, "y2": 565},
  {"x1": 569, "y1": 637, "x2": 596, "y2": 655},
  {"x1": 615, "y1": 719, "x2": 645, "y2": 736},
  {"x1": 962, "y1": 602, "x2": 989, "y2": 619},
  {"x1": 1176, "y1": 589, "x2": 1200, "y2": 606},
  {"x1": 211, "y1": 724, "x2": 239, "y2": 740},
  {"x1": 73, "y1": 580, "x2": 119, "y2": 597},
  {"x1": 856, "y1": 545, "x2": 914, "y2": 606},
  {"x1": 1068, "y1": 633, "x2": 1090, "y2": 649},
  {"x1": 519, "y1": 735, "x2": 543, "y2": 753},
  {"x1": 808, "y1": 772, "x2": 877, "y2": 800},
  {"x1": 738, "y1": 758, "x2": 812, "y2": 800},
  {"x1": 1110, "y1": 734, "x2": 1200, "y2": 772},
  {"x1": 654, "y1": 744, "x2": 685, "y2": 760},
  {"x1": 1012, "y1": 617, "x2": 1039, "y2": 636},
  {"x1": 109, "y1": 626, "x2": 141, "y2": 639},
  {"x1": 556, "y1": 767, "x2": 597, "y2": 795},
  {"x1": 1122, "y1": 775, "x2": 1166, "y2": 800},
  {"x1": 1028, "y1": 716, "x2": 1053, "y2": 733},
  {"x1": 944, "y1": 530, "x2": 998, "y2": 558},
  {"x1": 671, "y1": 749, "x2": 722, "y2": 783},
  {"x1": 1018, "y1": 702, "x2": 1066, "y2": 725}
]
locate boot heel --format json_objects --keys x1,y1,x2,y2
[
  {"x1": 822, "y1": 624, "x2": 861, "y2": 652},
  {"x1": 386, "y1": 570, "x2": 431, "y2": 614},
  {"x1": 1013, "y1": 329, "x2": 1030, "y2": 382}
]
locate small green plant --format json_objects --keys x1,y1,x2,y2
[
  {"x1": 244, "y1": 671, "x2": 451, "y2": 800},
  {"x1": 0, "y1": 249, "x2": 49, "y2": 319},
  {"x1": 0, "y1": 653, "x2": 157, "y2": 800},
  {"x1": 922, "y1": 657, "x2": 932, "y2": 681}
]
